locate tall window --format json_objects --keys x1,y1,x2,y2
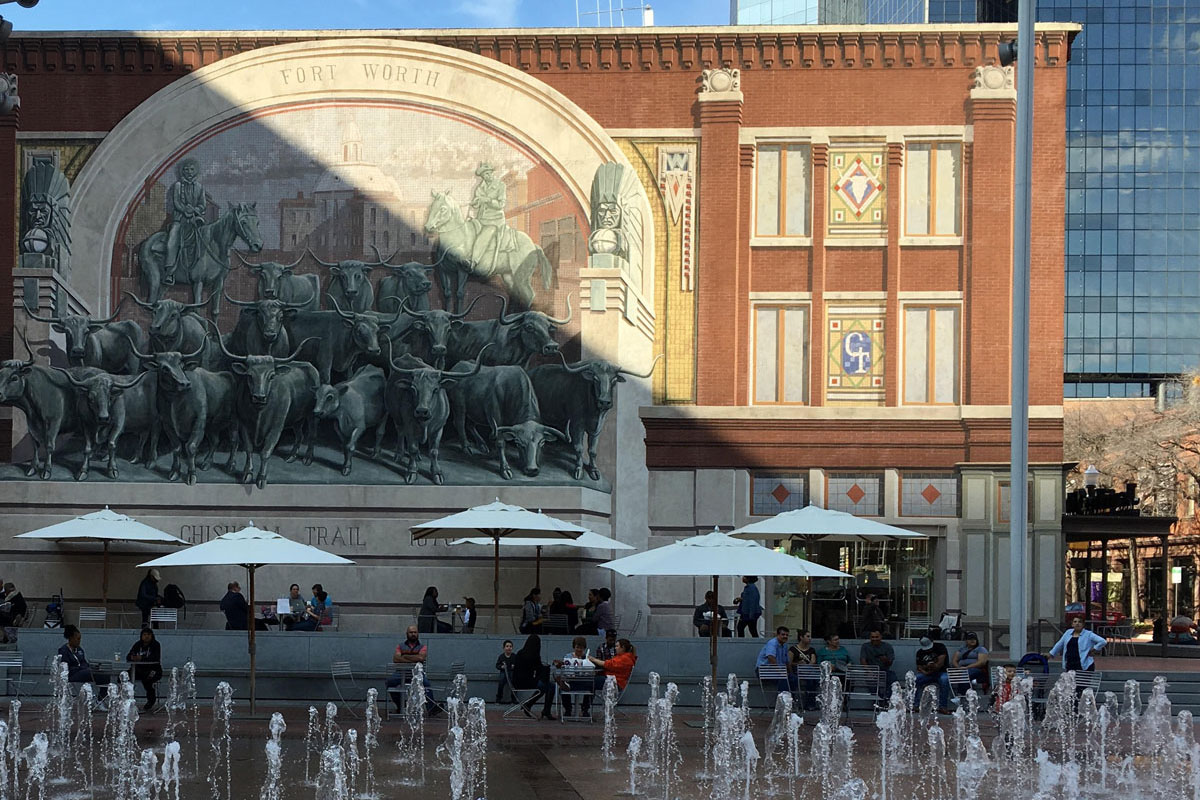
[
  {"x1": 753, "y1": 305, "x2": 809, "y2": 404},
  {"x1": 905, "y1": 142, "x2": 962, "y2": 237},
  {"x1": 904, "y1": 306, "x2": 959, "y2": 404},
  {"x1": 755, "y1": 144, "x2": 810, "y2": 237}
]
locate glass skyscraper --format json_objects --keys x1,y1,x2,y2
[{"x1": 729, "y1": 0, "x2": 1195, "y2": 399}]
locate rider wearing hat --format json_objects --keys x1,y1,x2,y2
[{"x1": 469, "y1": 162, "x2": 507, "y2": 270}]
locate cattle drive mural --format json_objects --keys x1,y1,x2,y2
[{"x1": 1, "y1": 102, "x2": 651, "y2": 490}]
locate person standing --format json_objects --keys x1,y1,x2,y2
[
  {"x1": 593, "y1": 588, "x2": 614, "y2": 639},
  {"x1": 494, "y1": 639, "x2": 516, "y2": 704},
  {"x1": 735, "y1": 576, "x2": 762, "y2": 638},
  {"x1": 1049, "y1": 617, "x2": 1107, "y2": 673},
  {"x1": 418, "y1": 586, "x2": 452, "y2": 634},
  {"x1": 127, "y1": 627, "x2": 163, "y2": 713},
  {"x1": 219, "y1": 582, "x2": 248, "y2": 631},
  {"x1": 135, "y1": 569, "x2": 162, "y2": 626}
]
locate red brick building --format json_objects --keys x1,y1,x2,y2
[{"x1": 0, "y1": 26, "x2": 1076, "y2": 639}]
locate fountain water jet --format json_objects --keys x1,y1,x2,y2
[
  {"x1": 260, "y1": 712, "x2": 285, "y2": 800},
  {"x1": 207, "y1": 682, "x2": 233, "y2": 800}
]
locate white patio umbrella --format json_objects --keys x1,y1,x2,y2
[
  {"x1": 410, "y1": 499, "x2": 588, "y2": 629},
  {"x1": 16, "y1": 506, "x2": 187, "y2": 607},
  {"x1": 449, "y1": 529, "x2": 633, "y2": 586},
  {"x1": 728, "y1": 504, "x2": 928, "y2": 542},
  {"x1": 599, "y1": 528, "x2": 851, "y2": 682},
  {"x1": 139, "y1": 523, "x2": 354, "y2": 713}
]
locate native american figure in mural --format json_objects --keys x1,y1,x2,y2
[
  {"x1": 135, "y1": 195, "x2": 264, "y2": 321},
  {"x1": 423, "y1": 163, "x2": 555, "y2": 313},
  {"x1": 19, "y1": 156, "x2": 72, "y2": 275},
  {"x1": 587, "y1": 162, "x2": 644, "y2": 285}
]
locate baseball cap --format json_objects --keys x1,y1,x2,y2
[{"x1": 919, "y1": 636, "x2": 933, "y2": 648}]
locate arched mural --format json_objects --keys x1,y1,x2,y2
[{"x1": 3, "y1": 39, "x2": 656, "y2": 492}]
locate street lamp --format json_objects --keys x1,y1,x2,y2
[{"x1": 1084, "y1": 465, "x2": 1101, "y2": 489}]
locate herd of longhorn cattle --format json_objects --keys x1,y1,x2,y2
[{"x1": 1, "y1": 250, "x2": 658, "y2": 489}]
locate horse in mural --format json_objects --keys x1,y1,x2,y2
[
  {"x1": 136, "y1": 202, "x2": 264, "y2": 321},
  {"x1": 423, "y1": 191, "x2": 555, "y2": 313}
]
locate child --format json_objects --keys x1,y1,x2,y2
[
  {"x1": 494, "y1": 639, "x2": 516, "y2": 704},
  {"x1": 992, "y1": 663, "x2": 1018, "y2": 711}
]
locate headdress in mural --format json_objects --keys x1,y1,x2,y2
[{"x1": 19, "y1": 156, "x2": 72, "y2": 274}]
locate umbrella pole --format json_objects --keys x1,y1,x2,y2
[
  {"x1": 710, "y1": 575, "x2": 719, "y2": 686},
  {"x1": 248, "y1": 566, "x2": 257, "y2": 715},
  {"x1": 536, "y1": 545, "x2": 542, "y2": 587},
  {"x1": 102, "y1": 541, "x2": 110, "y2": 610},
  {"x1": 494, "y1": 537, "x2": 500, "y2": 634}
]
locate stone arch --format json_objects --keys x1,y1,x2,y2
[{"x1": 68, "y1": 37, "x2": 653, "y2": 316}]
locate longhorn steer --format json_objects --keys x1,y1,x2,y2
[
  {"x1": 394, "y1": 295, "x2": 483, "y2": 369},
  {"x1": 125, "y1": 292, "x2": 214, "y2": 366},
  {"x1": 284, "y1": 297, "x2": 395, "y2": 383},
  {"x1": 310, "y1": 248, "x2": 394, "y2": 312},
  {"x1": 130, "y1": 338, "x2": 237, "y2": 484},
  {"x1": 222, "y1": 288, "x2": 314, "y2": 357},
  {"x1": 0, "y1": 354, "x2": 87, "y2": 479},
  {"x1": 26, "y1": 301, "x2": 145, "y2": 374},
  {"x1": 446, "y1": 359, "x2": 568, "y2": 480},
  {"x1": 235, "y1": 251, "x2": 321, "y2": 310},
  {"x1": 217, "y1": 336, "x2": 322, "y2": 489},
  {"x1": 377, "y1": 262, "x2": 434, "y2": 313},
  {"x1": 386, "y1": 347, "x2": 486, "y2": 485},
  {"x1": 446, "y1": 294, "x2": 571, "y2": 367},
  {"x1": 52, "y1": 367, "x2": 154, "y2": 480},
  {"x1": 528, "y1": 355, "x2": 661, "y2": 481},
  {"x1": 313, "y1": 365, "x2": 388, "y2": 476}
]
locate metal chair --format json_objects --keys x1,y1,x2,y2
[
  {"x1": 905, "y1": 616, "x2": 931, "y2": 638},
  {"x1": 843, "y1": 665, "x2": 883, "y2": 719},
  {"x1": 149, "y1": 608, "x2": 178, "y2": 629},
  {"x1": 755, "y1": 664, "x2": 791, "y2": 707},
  {"x1": 384, "y1": 664, "x2": 415, "y2": 721},
  {"x1": 794, "y1": 664, "x2": 823, "y2": 712},
  {"x1": 331, "y1": 661, "x2": 363, "y2": 718},
  {"x1": 543, "y1": 614, "x2": 571, "y2": 635},
  {"x1": 427, "y1": 660, "x2": 466, "y2": 715},
  {"x1": 78, "y1": 607, "x2": 107, "y2": 628},
  {"x1": 1028, "y1": 673, "x2": 1052, "y2": 719},
  {"x1": 502, "y1": 663, "x2": 544, "y2": 720},
  {"x1": 0, "y1": 651, "x2": 34, "y2": 698},
  {"x1": 556, "y1": 665, "x2": 598, "y2": 722},
  {"x1": 1100, "y1": 623, "x2": 1135, "y2": 657},
  {"x1": 946, "y1": 667, "x2": 978, "y2": 705},
  {"x1": 1072, "y1": 669, "x2": 1103, "y2": 694}
]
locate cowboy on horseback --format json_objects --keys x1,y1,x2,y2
[
  {"x1": 163, "y1": 158, "x2": 211, "y2": 286},
  {"x1": 468, "y1": 162, "x2": 510, "y2": 273}
]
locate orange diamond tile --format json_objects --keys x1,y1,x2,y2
[
  {"x1": 846, "y1": 484, "x2": 866, "y2": 504},
  {"x1": 921, "y1": 484, "x2": 942, "y2": 505},
  {"x1": 771, "y1": 484, "x2": 791, "y2": 504}
]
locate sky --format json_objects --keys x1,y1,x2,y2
[{"x1": 5, "y1": 0, "x2": 731, "y2": 31}]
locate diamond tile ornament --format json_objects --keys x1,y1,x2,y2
[
  {"x1": 832, "y1": 158, "x2": 883, "y2": 217},
  {"x1": 846, "y1": 484, "x2": 866, "y2": 504},
  {"x1": 921, "y1": 484, "x2": 942, "y2": 505},
  {"x1": 771, "y1": 484, "x2": 791, "y2": 505}
]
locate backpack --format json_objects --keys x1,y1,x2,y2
[{"x1": 163, "y1": 584, "x2": 186, "y2": 609}]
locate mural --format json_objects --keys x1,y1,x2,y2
[{"x1": 0, "y1": 101, "x2": 657, "y2": 490}]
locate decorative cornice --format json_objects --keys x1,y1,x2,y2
[{"x1": 2, "y1": 29, "x2": 1078, "y2": 75}]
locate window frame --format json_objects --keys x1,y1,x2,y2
[
  {"x1": 898, "y1": 471, "x2": 960, "y2": 518},
  {"x1": 825, "y1": 471, "x2": 886, "y2": 517},
  {"x1": 903, "y1": 139, "x2": 964, "y2": 240},
  {"x1": 750, "y1": 472, "x2": 811, "y2": 516},
  {"x1": 901, "y1": 302, "x2": 963, "y2": 406},
  {"x1": 751, "y1": 302, "x2": 811, "y2": 406},
  {"x1": 754, "y1": 142, "x2": 812, "y2": 240}
]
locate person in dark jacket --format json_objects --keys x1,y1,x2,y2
[
  {"x1": 219, "y1": 581, "x2": 249, "y2": 630},
  {"x1": 512, "y1": 634, "x2": 556, "y2": 720},
  {"x1": 127, "y1": 627, "x2": 163, "y2": 712},
  {"x1": 735, "y1": 576, "x2": 762, "y2": 638},
  {"x1": 549, "y1": 590, "x2": 579, "y2": 633},
  {"x1": 135, "y1": 569, "x2": 162, "y2": 626},
  {"x1": 58, "y1": 624, "x2": 109, "y2": 707},
  {"x1": 0, "y1": 581, "x2": 27, "y2": 628},
  {"x1": 417, "y1": 586, "x2": 452, "y2": 634},
  {"x1": 494, "y1": 639, "x2": 516, "y2": 703}
]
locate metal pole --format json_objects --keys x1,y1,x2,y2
[
  {"x1": 1162, "y1": 535, "x2": 1169, "y2": 658},
  {"x1": 1008, "y1": 0, "x2": 1036, "y2": 661},
  {"x1": 248, "y1": 565, "x2": 257, "y2": 715}
]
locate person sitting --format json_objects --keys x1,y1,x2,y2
[
  {"x1": 127, "y1": 627, "x2": 163, "y2": 713},
  {"x1": 756, "y1": 626, "x2": 798, "y2": 692},
  {"x1": 859, "y1": 629, "x2": 897, "y2": 699},
  {"x1": 788, "y1": 629, "x2": 819, "y2": 711},
  {"x1": 494, "y1": 639, "x2": 516, "y2": 703},
  {"x1": 386, "y1": 625, "x2": 438, "y2": 715},
  {"x1": 735, "y1": 576, "x2": 762, "y2": 638},
  {"x1": 1169, "y1": 614, "x2": 1198, "y2": 645},
  {"x1": 692, "y1": 591, "x2": 730, "y2": 638},
  {"x1": 0, "y1": 581, "x2": 27, "y2": 628},
  {"x1": 554, "y1": 635, "x2": 597, "y2": 717},
  {"x1": 512, "y1": 634, "x2": 556, "y2": 720},
  {"x1": 281, "y1": 584, "x2": 305, "y2": 631},
  {"x1": 586, "y1": 637, "x2": 637, "y2": 693},
  {"x1": 135, "y1": 569, "x2": 162, "y2": 627},
  {"x1": 952, "y1": 631, "x2": 991, "y2": 693},
  {"x1": 418, "y1": 586, "x2": 453, "y2": 634},
  {"x1": 549, "y1": 590, "x2": 579, "y2": 633},
  {"x1": 575, "y1": 589, "x2": 599, "y2": 635},
  {"x1": 593, "y1": 588, "x2": 614, "y2": 638},
  {"x1": 219, "y1": 582, "x2": 248, "y2": 631},
  {"x1": 58, "y1": 625, "x2": 109, "y2": 710},
  {"x1": 292, "y1": 586, "x2": 328, "y2": 632},
  {"x1": 914, "y1": 636, "x2": 951, "y2": 713},
  {"x1": 460, "y1": 597, "x2": 478, "y2": 634},
  {"x1": 519, "y1": 587, "x2": 545, "y2": 635},
  {"x1": 596, "y1": 629, "x2": 618, "y2": 661},
  {"x1": 991, "y1": 663, "x2": 1019, "y2": 712},
  {"x1": 816, "y1": 633, "x2": 852, "y2": 677}
]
